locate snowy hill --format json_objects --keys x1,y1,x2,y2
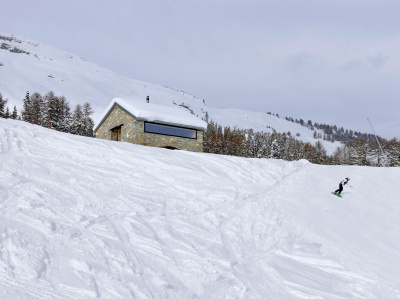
[
  {"x1": 0, "y1": 33, "x2": 340, "y2": 153},
  {"x1": 1, "y1": 117, "x2": 399, "y2": 298}
]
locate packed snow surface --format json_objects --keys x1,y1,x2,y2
[{"x1": 1, "y1": 118, "x2": 399, "y2": 298}]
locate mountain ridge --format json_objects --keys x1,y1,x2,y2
[{"x1": 0, "y1": 33, "x2": 373, "y2": 154}]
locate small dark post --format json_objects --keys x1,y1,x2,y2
[{"x1": 146, "y1": 96, "x2": 149, "y2": 103}]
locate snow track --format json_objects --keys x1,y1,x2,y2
[{"x1": 1, "y1": 118, "x2": 400, "y2": 298}]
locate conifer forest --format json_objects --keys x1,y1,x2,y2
[
  {"x1": 1, "y1": 90, "x2": 399, "y2": 167},
  {"x1": 203, "y1": 120, "x2": 400, "y2": 167},
  {"x1": 0, "y1": 91, "x2": 94, "y2": 137}
]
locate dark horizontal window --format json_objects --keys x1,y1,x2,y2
[{"x1": 144, "y1": 122, "x2": 197, "y2": 139}]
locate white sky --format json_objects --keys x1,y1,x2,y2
[{"x1": 2, "y1": 0, "x2": 400, "y2": 139}]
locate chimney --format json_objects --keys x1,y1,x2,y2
[{"x1": 146, "y1": 96, "x2": 149, "y2": 103}]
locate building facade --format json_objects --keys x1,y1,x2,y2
[{"x1": 94, "y1": 99, "x2": 206, "y2": 152}]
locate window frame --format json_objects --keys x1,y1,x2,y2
[{"x1": 144, "y1": 122, "x2": 197, "y2": 140}]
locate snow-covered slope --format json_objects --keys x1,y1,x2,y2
[
  {"x1": 1, "y1": 117, "x2": 399, "y2": 298},
  {"x1": 0, "y1": 33, "x2": 340, "y2": 153}
]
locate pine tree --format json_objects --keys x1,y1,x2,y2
[
  {"x1": 306, "y1": 143, "x2": 317, "y2": 163},
  {"x1": 286, "y1": 137, "x2": 299, "y2": 161},
  {"x1": 0, "y1": 92, "x2": 8, "y2": 118},
  {"x1": 11, "y1": 106, "x2": 18, "y2": 120},
  {"x1": 222, "y1": 126, "x2": 231, "y2": 155},
  {"x1": 313, "y1": 141, "x2": 327, "y2": 164},
  {"x1": 82, "y1": 102, "x2": 94, "y2": 137},
  {"x1": 331, "y1": 146, "x2": 343, "y2": 165},
  {"x1": 204, "y1": 111, "x2": 209, "y2": 123},
  {"x1": 43, "y1": 91, "x2": 61, "y2": 130},
  {"x1": 295, "y1": 139, "x2": 306, "y2": 160},
  {"x1": 204, "y1": 121, "x2": 225, "y2": 154},
  {"x1": 269, "y1": 135, "x2": 281, "y2": 159},
  {"x1": 203, "y1": 120, "x2": 215, "y2": 153},
  {"x1": 59, "y1": 96, "x2": 72, "y2": 133},
  {"x1": 30, "y1": 92, "x2": 44, "y2": 125},
  {"x1": 385, "y1": 138, "x2": 400, "y2": 167},
  {"x1": 71, "y1": 104, "x2": 84, "y2": 135},
  {"x1": 5, "y1": 106, "x2": 10, "y2": 118},
  {"x1": 21, "y1": 91, "x2": 32, "y2": 122},
  {"x1": 258, "y1": 132, "x2": 271, "y2": 158},
  {"x1": 350, "y1": 138, "x2": 372, "y2": 166}
]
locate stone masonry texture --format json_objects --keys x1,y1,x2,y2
[{"x1": 95, "y1": 105, "x2": 204, "y2": 152}]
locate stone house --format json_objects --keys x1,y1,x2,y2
[{"x1": 94, "y1": 97, "x2": 207, "y2": 152}]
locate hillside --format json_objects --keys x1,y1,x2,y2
[
  {"x1": 0, "y1": 33, "x2": 340, "y2": 153},
  {"x1": 1, "y1": 117, "x2": 399, "y2": 298}
]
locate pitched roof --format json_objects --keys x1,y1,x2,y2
[{"x1": 94, "y1": 97, "x2": 207, "y2": 132}]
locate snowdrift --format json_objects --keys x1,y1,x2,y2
[{"x1": 0, "y1": 118, "x2": 399, "y2": 298}]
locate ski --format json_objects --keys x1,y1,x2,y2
[{"x1": 331, "y1": 192, "x2": 342, "y2": 198}]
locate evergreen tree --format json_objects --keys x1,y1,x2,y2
[
  {"x1": 351, "y1": 138, "x2": 372, "y2": 166},
  {"x1": 203, "y1": 120, "x2": 224, "y2": 154},
  {"x1": 0, "y1": 92, "x2": 8, "y2": 118},
  {"x1": 305, "y1": 143, "x2": 316, "y2": 163},
  {"x1": 203, "y1": 120, "x2": 216, "y2": 153},
  {"x1": 269, "y1": 135, "x2": 281, "y2": 159},
  {"x1": 385, "y1": 138, "x2": 400, "y2": 167},
  {"x1": 44, "y1": 91, "x2": 61, "y2": 130},
  {"x1": 215, "y1": 124, "x2": 224, "y2": 154},
  {"x1": 222, "y1": 126, "x2": 231, "y2": 155},
  {"x1": 11, "y1": 106, "x2": 18, "y2": 120},
  {"x1": 313, "y1": 141, "x2": 327, "y2": 164},
  {"x1": 21, "y1": 91, "x2": 32, "y2": 122},
  {"x1": 71, "y1": 104, "x2": 84, "y2": 135},
  {"x1": 5, "y1": 106, "x2": 10, "y2": 118},
  {"x1": 331, "y1": 146, "x2": 344, "y2": 165},
  {"x1": 30, "y1": 92, "x2": 44, "y2": 125},
  {"x1": 296, "y1": 139, "x2": 306, "y2": 160},
  {"x1": 204, "y1": 111, "x2": 209, "y2": 123},
  {"x1": 251, "y1": 131, "x2": 267, "y2": 158},
  {"x1": 82, "y1": 102, "x2": 94, "y2": 137},
  {"x1": 59, "y1": 96, "x2": 72, "y2": 133},
  {"x1": 289, "y1": 137, "x2": 302, "y2": 161}
]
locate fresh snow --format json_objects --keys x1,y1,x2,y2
[
  {"x1": 0, "y1": 33, "x2": 340, "y2": 154},
  {"x1": 96, "y1": 98, "x2": 207, "y2": 131},
  {"x1": 1, "y1": 117, "x2": 399, "y2": 298}
]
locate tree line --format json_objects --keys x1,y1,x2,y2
[
  {"x1": 0, "y1": 91, "x2": 94, "y2": 137},
  {"x1": 2, "y1": 92, "x2": 399, "y2": 167},
  {"x1": 203, "y1": 120, "x2": 400, "y2": 167},
  {"x1": 282, "y1": 115, "x2": 388, "y2": 146}
]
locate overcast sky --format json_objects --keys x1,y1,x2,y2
[{"x1": 2, "y1": 0, "x2": 400, "y2": 139}]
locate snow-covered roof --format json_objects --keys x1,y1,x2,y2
[{"x1": 95, "y1": 97, "x2": 207, "y2": 132}]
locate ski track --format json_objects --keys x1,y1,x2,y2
[{"x1": 1, "y1": 119, "x2": 400, "y2": 298}]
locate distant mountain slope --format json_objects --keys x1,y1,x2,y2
[
  {"x1": 1, "y1": 117, "x2": 399, "y2": 298},
  {"x1": 0, "y1": 33, "x2": 339, "y2": 153}
]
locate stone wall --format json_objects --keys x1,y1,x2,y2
[{"x1": 95, "y1": 105, "x2": 203, "y2": 152}]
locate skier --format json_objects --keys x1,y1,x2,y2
[{"x1": 333, "y1": 177, "x2": 351, "y2": 196}]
